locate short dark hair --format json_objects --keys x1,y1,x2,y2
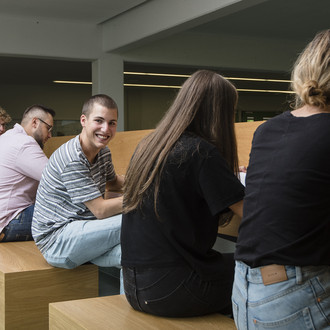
[
  {"x1": 82, "y1": 94, "x2": 118, "y2": 117},
  {"x1": 22, "y1": 104, "x2": 56, "y2": 119}
]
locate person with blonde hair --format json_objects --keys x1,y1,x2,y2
[
  {"x1": 0, "y1": 106, "x2": 12, "y2": 135},
  {"x1": 121, "y1": 70, "x2": 244, "y2": 317},
  {"x1": 232, "y1": 30, "x2": 330, "y2": 329}
]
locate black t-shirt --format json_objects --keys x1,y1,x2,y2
[
  {"x1": 235, "y1": 111, "x2": 330, "y2": 267},
  {"x1": 121, "y1": 133, "x2": 245, "y2": 280}
]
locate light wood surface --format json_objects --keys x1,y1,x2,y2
[
  {"x1": 108, "y1": 129, "x2": 153, "y2": 175},
  {"x1": 0, "y1": 240, "x2": 53, "y2": 273},
  {"x1": 43, "y1": 122, "x2": 264, "y2": 239},
  {"x1": 49, "y1": 294, "x2": 236, "y2": 330},
  {"x1": 44, "y1": 122, "x2": 264, "y2": 175},
  {"x1": 0, "y1": 241, "x2": 98, "y2": 330},
  {"x1": 235, "y1": 121, "x2": 264, "y2": 166}
]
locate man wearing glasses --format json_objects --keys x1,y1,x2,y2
[{"x1": 0, "y1": 104, "x2": 55, "y2": 242}]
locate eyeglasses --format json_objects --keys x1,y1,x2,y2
[{"x1": 38, "y1": 118, "x2": 53, "y2": 132}]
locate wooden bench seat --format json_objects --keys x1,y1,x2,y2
[
  {"x1": 0, "y1": 241, "x2": 98, "y2": 330},
  {"x1": 44, "y1": 122, "x2": 263, "y2": 175},
  {"x1": 49, "y1": 294, "x2": 236, "y2": 329}
]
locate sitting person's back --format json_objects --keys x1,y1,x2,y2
[{"x1": 121, "y1": 70, "x2": 244, "y2": 317}]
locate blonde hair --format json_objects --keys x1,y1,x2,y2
[
  {"x1": 124, "y1": 70, "x2": 239, "y2": 214},
  {"x1": 291, "y1": 29, "x2": 330, "y2": 109},
  {"x1": 0, "y1": 107, "x2": 11, "y2": 123}
]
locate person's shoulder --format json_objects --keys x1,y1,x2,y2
[
  {"x1": 262, "y1": 111, "x2": 287, "y2": 124},
  {"x1": 4, "y1": 124, "x2": 32, "y2": 143},
  {"x1": 180, "y1": 132, "x2": 212, "y2": 148},
  {"x1": 254, "y1": 111, "x2": 290, "y2": 134},
  {"x1": 177, "y1": 132, "x2": 217, "y2": 158},
  {"x1": 50, "y1": 135, "x2": 79, "y2": 163},
  {"x1": 56, "y1": 135, "x2": 78, "y2": 152}
]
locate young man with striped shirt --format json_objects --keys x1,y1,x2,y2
[{"x1": 32, "y1": 95, "x2": 124, "y2": 274}]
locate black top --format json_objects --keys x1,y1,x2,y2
[
  {"x1": 121, "y1": 133, "x2": 245, "y2": 280},
  {"x1": 235, "y1": 111, "x2": 330, "y2": 267}
]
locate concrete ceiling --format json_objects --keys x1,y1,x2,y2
[
  {"x1": 0, "y1": 0, "x2": 148, "y2": 24},
  {"x1": 0, "y1": 0, "x2": 329, "y2": 85},
  {"x1": 190, "y1": 0, "x2": 329, "y2": 42}
]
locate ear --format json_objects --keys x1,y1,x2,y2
[
  {"x1": 31, "y1": 117, "x2": 39, "y2": 129},
  {"x1": 80, "y1": 114, "x2": 87, "y2": 127}
]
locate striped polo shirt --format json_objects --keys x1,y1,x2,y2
[{"x1": 32, "y1": 135, "x2": 116, "y2": 253}]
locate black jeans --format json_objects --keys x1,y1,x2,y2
[{"x1": 123, "y1": 254, "x2": 234, "y2": 317}]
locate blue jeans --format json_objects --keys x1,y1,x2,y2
[
  {"x1": 232, "y1": 261, "x2": 330, "y2": 329},
  {"x1": 42, "y1": 214, "x2": 122, "y2": 269},
  {"x1": 0, "y1": 205, "x2": 34, "y2": 242},
  {"x1": 123, "y1": 253, "x2": 235, "y2": 317},
  {"x1": 42, "y1": 214, "x2": 123, "y2": 293}
]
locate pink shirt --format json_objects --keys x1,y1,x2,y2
[{"x1": 0, "y1": 124, "x2": 48, "y2": 232}]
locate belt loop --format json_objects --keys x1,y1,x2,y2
[
  {"x1": 295, "y1": 266, "x2": 302, "y2": 284},
  {"x1": 238, "y1": 261, "x2": 248, "y2": 279}
]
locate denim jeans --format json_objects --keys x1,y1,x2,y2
[
  {"x1": 232, "y1": 261, "x2": 330, "y2": 329},
  {"x1": 123, "y1": 254, "x2": 235, "y2": 317},
  {"x1": 42, "y1": 214, "x2": 123, "y2": 293},
  {"x1": 0, "y1": 204, "x2": 34, "y2": 242},
  {"x1": 42, "y1": 214, "x2": 122, "y2": 269}
]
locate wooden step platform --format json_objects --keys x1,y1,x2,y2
[
  {"x1": 0, "y1": 241, "x2": 98, "y2": 330},
  {"x1": 49, "y1": 294, "x2": 236, "y2": 329}
]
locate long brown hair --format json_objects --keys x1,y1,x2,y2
[{"x1": 124, "y1": 70, "x2": 239, "y2": 213}]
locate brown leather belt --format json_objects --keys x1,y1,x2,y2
[{"x1": 260, "y1": 264, "x2": 288, "y2": 285}]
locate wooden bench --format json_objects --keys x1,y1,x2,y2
[
  {"x1": 45, "y1": 122, "x2": 263, "y2": 238},
  {"x1": 44, "y1": 129, "x2": 154, "y2": 175},
  {"x1": 45, "y1": 122, "x2": 263, "y2": 240},
  {"x1": 0, "y1": 241, "x2": 98, "y2": 330},
  {"x1": 44, "y1": 122, "x2": 263, "y2": 175},
  {"x1": 49, "y1": 294, "x2": 236, "y2": 329}
]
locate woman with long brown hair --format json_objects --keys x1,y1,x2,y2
[{"x1": 121, "y1": 70, "x2": 244, "y2": 317}]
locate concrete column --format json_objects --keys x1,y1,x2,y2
[{"x1": 92, "y1": 54, "x2": 124, "y2": 131}]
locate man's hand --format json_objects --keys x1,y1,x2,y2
[{"x1": 239, "y1": 165, "x2": 247, "y2": 173}]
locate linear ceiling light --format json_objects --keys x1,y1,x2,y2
[
  {"x1": 124, "y1": 71, "x2": 292, "y2": 83},
  {"x1": 54, "y1": 73, "x2": 291, "y2": 86},
  {"x1": 53, "y1": 80, "x2": 92, "y2": 85},
  {"x1": 237, "y1": 88, "x2": 294, "y2": 94},
  {"x1": 53, "y1": 81, "x2": 293, "y2": 94},
  {"x1": 124, "y1": 83, "x2": 295, "y2": 94},
  {"x1": 124, "y1": 71, "x2": 190, "y2": 78},
  {"x1": 227, "y1": 77, "x2": 291, "y2": 83}
]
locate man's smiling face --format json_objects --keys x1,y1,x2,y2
[{"x1": 80, "y1": 102, "x2": 118, "y2": 155}]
